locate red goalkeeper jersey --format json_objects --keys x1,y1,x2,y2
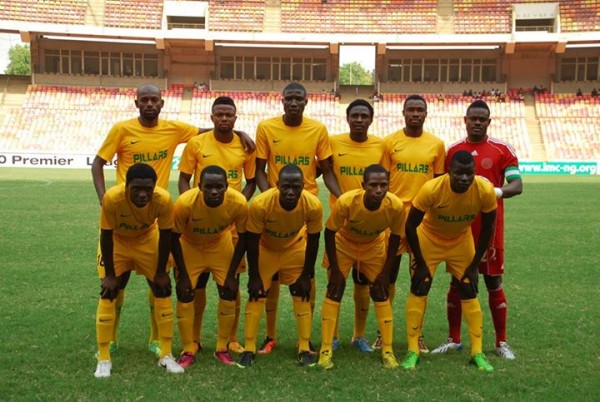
[{"x1": 446, "y1": 137, "x2": 520, "y2": 249}]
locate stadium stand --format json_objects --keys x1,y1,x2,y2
[
  {"x1": 1, "y1": 85, "x2": 537, "y2": 159},
  {"x1": 280, "y1": 0, "x2": 437, "y2": 34},
  {"x1": 454, "y1": 0, "x2": 600, "y2": 34},
  {"x1": 0, "y1": 0, "x2": 87, "y2": 25},
  {"x1": 208, "y1": 0, "x2": 265, "y2": 32},
  {"x1": 103, "y1": 0, "x2": 164, "y2": 29},
  {"x1": 535, "y1": 93, "x2": 600, "y2": 159},
  {"x1": 1, "y1": 85, "x2": 181, "y2": 154}
]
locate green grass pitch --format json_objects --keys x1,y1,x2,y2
[{"x1": 1, "y1": 168, "x2": 599, "y2": 401}]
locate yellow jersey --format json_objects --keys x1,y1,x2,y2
[
  {"x1": 97, "y1": 118, "x2": 198, "y2": 189},
  {"x1": 173, "y1": 187, "x2": 248, "y2": 245},
  {"x1": 178, "y1": 131, "x2": 256, "y2": 192},
  {"x1": 255, "y1": 116, "x2": 331, "y2": 195},
  {"x1": 412, "y1": 175, "x2": 497, "y2": 241},
  {"x1": 247, "y1": 188, "x2": 323, "y2": 250}
]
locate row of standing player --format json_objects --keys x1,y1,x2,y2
[{"x1": 91, "y1": 82, "x2": 522, "y2": 377}]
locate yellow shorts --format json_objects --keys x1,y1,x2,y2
[
  {"x1": 417, "y1": 226, "x2": 475, "y2": 280},
  {"x1": 258, "y1": 238, "x2": 306, "y2": 290},
  {"x1": 322, "y1": 233, "x2": 386, "y2": 283},
  {"x1": 96, "y1": 229, "x2": 172, "y2": 281},
  {"x1": 179, "y1": 234, "x2": 235, "y2": 287}
]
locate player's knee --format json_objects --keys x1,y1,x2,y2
[
  {"x1": 410, "y1": 277, "x2": 432, "y2": 296},
  {"x1": 326, "y1": 292, "x2": 343, "y2": 302},
  {"x1": 196, "y1": 272, "x2": 210, "y2": 289},
  {"x1": 351, "y1": 268, "x2": 369, "y2": 285},
  {"x1": 176, "y1": 287, "x2": 194, "y2": 303},
  {"x1": 456, "y1": 282, "x2": 477, "y2": 299},
  {"x1": 483, "y1": 274, "x2": 502, "y2": 291},
  {"x1": 325, "y1": 286, "x2": 345, "y2": 302},
  {"x1": 369, "y1": 286, "x2": 387, "y2": 302},
  {"x1": 218, "y1": 285, "x2": 236, "y2": 301}
]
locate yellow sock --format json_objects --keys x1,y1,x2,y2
[
  {"x1": 353, "y1": 284, "x2": 370, "y2": 339},
  {"x1": 148, "y1": 289, "x2": 159, "y2": 343},
  {"x1": 405, "y1": 293, "x2": 427, "y2": 354},
  {"x1": 217, "y1": 299, "x2": 236, "y2": 351},
  {"x1": 96, "y1": 298, "x2": 116, "y2": 361},
  {"x1": 229, "y1": 290, "x2": 242, "y2": 342},
  {"x1": 111, "y1": 290, "x2": 124, "y2": 344},
  {"x1": 333, "y1": 310, "x2": 340, "y2": 340},
  {"x1": 154, "y1": 296, "x2": 174, "y2": 358},
  {"x1": 374, "y1": 301, "x2": 394, "y2": 354},
  {"x1": 310, "y1": 277, "x2": 317, "y2": 316},
  {"x1": 243, "y1": 299, "x2": 265, "y2": 353},
  {"x1": 293, "y1": 296, "x2": 312, "y2": 352},
  {"x1": 388, "y1": 282, "x2": 396, "y2": 305},
  {"x1": 176, "y1": 301, "x2": 196, "y2": 353},
  {"x1": 321, "y1": 298, "x2": 340, "y2": 352},
  {"x1": 462, "y1": 298, "x2": 483, "y2": 356},
  {"x1": 193, "y1": 288, "x2": 207, "y2": 344},
  {"x1": 265, "y1": 281, "x2": 279, "y2": 339}
]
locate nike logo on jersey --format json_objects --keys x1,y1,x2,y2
[
  {"x1": 436, "y1": 205, "x2": 449, "y2": 209},
  {"x1": 384, "y1": 319, "x2": 392, "y2": 324},
  {"x1": 393, "y1": 148, "x2": 403, "y2": 153},
  {"x1": 338, "y1": 153, "x2": 349, "y2": 157},
  {"x1": 273, "y1": 139, "x2": 282, "y2": 143},
  {"x1": 191, "y1": 217, "x2": 202, "y2": 221},
  {"x1": 203, "y1": 154, "x2": 212, "y2": 158},
  {"x1": 120, "y1": 214, "x2": 131, "y2": 217},
  {"x1": 349, "y1": 219, "x2": 361, "y2": 223},
  {"x1": 266, "y1": 219, "x2": 278, "y2": 223},
  {"x1": 131, "y1": 140, "x2": 140, "y2": 144}
]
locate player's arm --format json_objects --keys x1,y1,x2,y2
[
  {"x1": 462, "y1": 209, "x2": 497, "y2": 290},
  {"x1": 171, "y1": 232, "x2": 193, "y2": 302},
  {"x1": 91, "y1": 156, "x2": 108, "y2": 205},
  {"x1": 255, "y1": 158, "x2": 270, "y2": 192},
  {"x1": 224, "y1": 232, "x2": 247, "y2": 293},
  {"x1": 246, "y1": 231, "x2": 264, "y2": 301},
  {"x1": 99, "y1": 229, "x2": 119, "y2": 300},
  {"x1": 197, "y1": 128, "x2": 256, "y2": 153},
  {"x1": 497, "y1": 176, "x2": 522, "y2": 199},
  {"x1": 319, "y1": 157, "x2": 342, "y2": 198},
  {"x1": 372, "y1": 233, "x2": 401, "y2": 300},
  {"x1": 178, "y1": 172, "x2": 193, "y2": 195},
  {"x1": 405, "y1": 206, "x2": 431, "y2": 296},
  {"x1": 324, "y1": 228, "x2": 345, "y2": 300},
  {"x1": 153, "y1": 229, "x2": 173, "y2": 298},
  {"x1": 241, "y1": 179, "x2": 256, "y2": 201},
  {"x1": 295, "y1": 232, "x2": 321, "y2": 302}
]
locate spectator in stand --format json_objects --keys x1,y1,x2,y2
[
  {"x1": 592, "y1": 88, "x2": 599, "y2": 97},
  {"x1": 576, "y1": 88, "x2": 583, "y2": 97}
]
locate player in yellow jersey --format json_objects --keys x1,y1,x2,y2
[
  {"x1": 401, "y1": 151, "x2": 497, "y2": 372},
  {"x1": 237, "y1": 165, "x2": 323, "y2": 368},
  {"x1": 328, "y1": 99, "x2": 384, "y2": 353},
  {"x1": 171, "y1": 166, "x2": 248, "y2": 368},
  {"x1": 254, "y1": 82, "x2": 341, "y2": 354},
  {"x1": 94, "y1": 163, "x2": 183, "y2": 378},
  {"x1": 177, "y1": 96, "x2": 256, "y2": 356},
  {"x1": 378, "y1": 94, "x2": 446, "y2": 351},
  {"x1": 318, "y1": 164, "x2": 404, "y2": 370},
  {"x1": 91, "y1": 84, "x2": 254, "y2": 357}
]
